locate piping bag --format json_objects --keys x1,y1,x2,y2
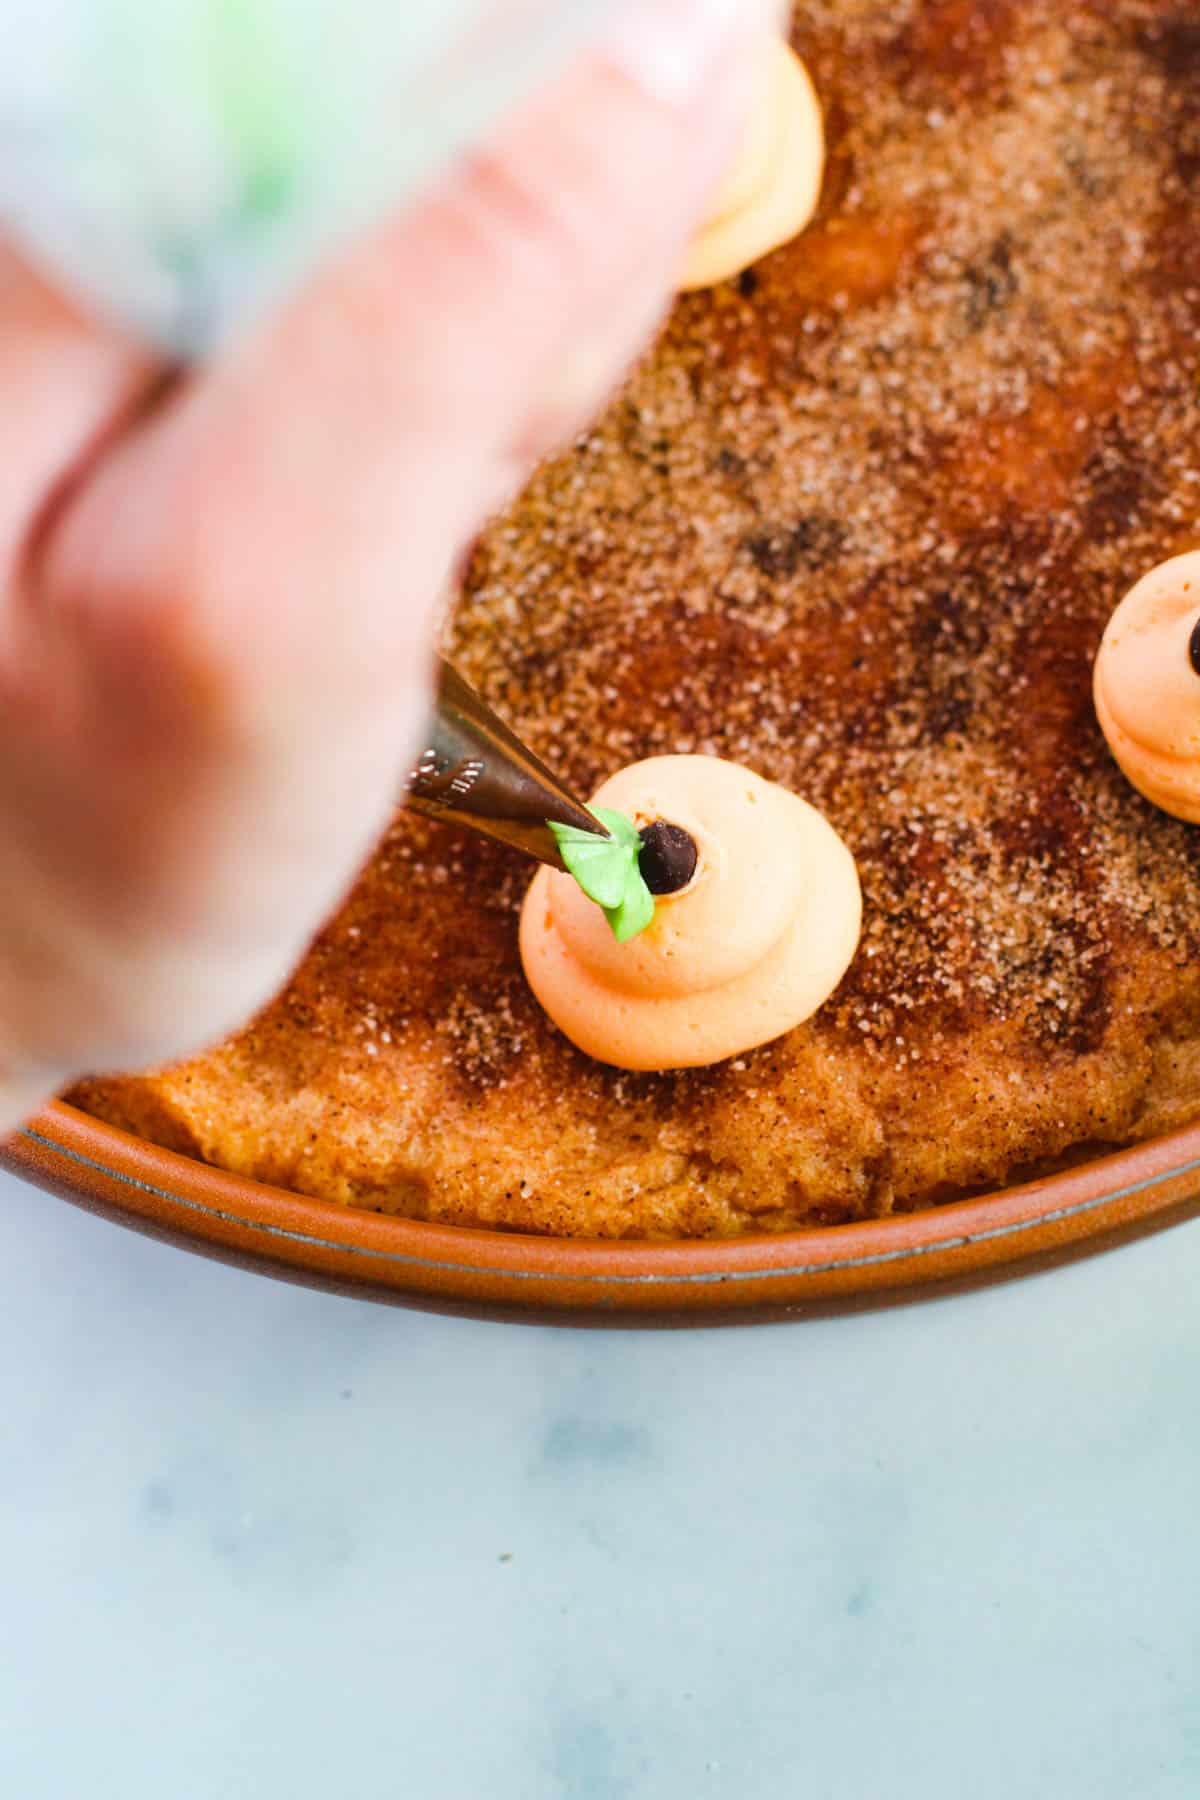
[{"x1": 0, "y1": 0, "x2": 615, "y2": 357}]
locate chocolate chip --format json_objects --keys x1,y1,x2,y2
[
  {"x1": 1190, "y1": 615, "x2": 1200, "y2": 675},
  {"x1": 638, "y1": 821, "x2": 698, "y2": 895}
]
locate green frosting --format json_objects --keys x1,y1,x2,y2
[
  {"x1": 198, "y1": 0, "x2": 299, "y2": 224},
  {"x1": 548, "y1": 809, "x2": 655, "y2": 943}
]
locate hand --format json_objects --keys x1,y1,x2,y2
[{"x1": 0, "y1": 4, "x2": 755, "y2": 1126}]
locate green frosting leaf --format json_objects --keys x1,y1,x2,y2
[
  {"x1": 608, "y1": 875, "x2": 655, "y2": 943},
  {"x1": 548, "y1": 807, "x2": 656, "y2": 943}
]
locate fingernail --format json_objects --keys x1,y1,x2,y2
[{"x1": 604, "y1": 0, "x2": 753, "y2": 103}]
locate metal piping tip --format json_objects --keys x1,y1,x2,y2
[{"x1": 403, "y1": 658, "x2": 608, "y2": 868}]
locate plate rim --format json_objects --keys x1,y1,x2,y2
[{"x1": 6, "y1": 1099, "x2": 1200, "y2": 1321}]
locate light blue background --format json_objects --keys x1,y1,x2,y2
[{"x1": 3, "y1": 1164, "x2": 1197, "y2": 1798}]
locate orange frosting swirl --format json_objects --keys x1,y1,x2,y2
[
  {"x1": 1094, "y1": 552, "x2": 1200, "y2": 823},
  {"x1": 680, "y1": 38, "x2": 824, "y2": 292},
  {"x1": 519, "y1": 755, "x2": 861, "y2": 1070}
]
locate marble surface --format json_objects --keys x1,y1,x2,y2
[{"x1": 3, "y1": 1162, "x2": 1198, "y2": 1799}]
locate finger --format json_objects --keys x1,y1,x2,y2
[{"x1": 0, "y1": 240, "x2": 158, "y2": 603}]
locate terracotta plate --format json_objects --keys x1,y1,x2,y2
[{"x1": 5, "y1": 1100, "x2": 1200, "y2": 1324}]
